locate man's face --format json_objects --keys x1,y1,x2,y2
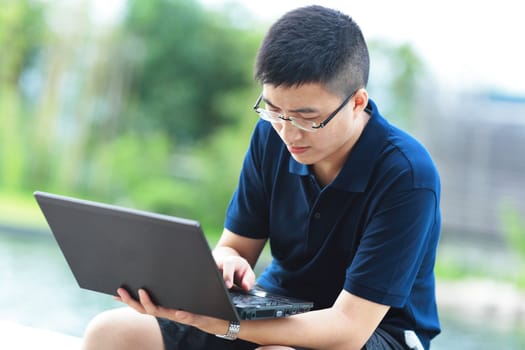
[{"x1": 261, "y1": 83, "x2": 364, "y2": 167}]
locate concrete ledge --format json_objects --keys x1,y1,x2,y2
[
  {"x1": 437, "y1": 278, "x2": 525, "y2": 329},
  {"x1": 0, "y1": 320, "x2": 82, "y2": 349}
]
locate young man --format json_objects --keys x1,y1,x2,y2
[{"x1": 82, "y1": 5, "x2": 441, "y2": 350}]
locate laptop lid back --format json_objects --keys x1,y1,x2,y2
[{"x1": 34, "y1": 191, "x2": 240, "y2": 322}]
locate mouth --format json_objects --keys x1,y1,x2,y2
[{"x1": 287, "y1": 146, "x2": 309, "y2": 154}]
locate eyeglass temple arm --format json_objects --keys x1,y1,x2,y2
[
  {"x1": 253, "y1": 94, "x2": 263, "y2": 111},
  {"x1": 312, "y1": 90, "x2": 357, "y2": 129}
]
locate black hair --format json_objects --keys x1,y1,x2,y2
[{"x1": 255, "y1": 5, "x2": 369, "y2": 97}]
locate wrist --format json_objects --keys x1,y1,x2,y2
[
  {"x1": 215, "y1": 320, "x2": 241, "y2": 341},
  {"x1": 212, "y1": 246, "x2": 240, "y2": 261}
]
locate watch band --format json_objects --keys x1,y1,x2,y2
[{"x1": 215, "y1": 320, "x2": 241, "y2": 341}]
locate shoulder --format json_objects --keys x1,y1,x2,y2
[
  {"x1": 355, "y1": 99, "x2": 440, "y2": 193},
  {"x1": 381, "y1": 125, "x2": 440, "y2": 191}
]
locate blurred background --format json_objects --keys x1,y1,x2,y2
[{"x1": 1, "y1": 0, "x2": 524, "y2": 348}]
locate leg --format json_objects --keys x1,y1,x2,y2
[
  {"x1": 81, "y1": 307, "x2": 164, "y2": 350},
  {"x1": 256, "y1": 347, "x2": 313, "y2": 350},
  {"x1": 157, "y1": 318, "x2": 259, "y2": 350},
  {"x1": 363, "y1": 327, "x2": 407, "y2": 350}
]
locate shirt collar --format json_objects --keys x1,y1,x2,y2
[{"x1": 288, "y1": 99, "x2": 390, "y2": 192}]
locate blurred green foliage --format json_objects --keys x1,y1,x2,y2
[
  {"x1": 0, "y1": 0, "x2": 46, "y2": 84},
  {"x1": 0, "y1": 0, "x2": 260, "y2": 236},
  {"x1": 367, "y1": 40, "x2": 426, "y2": 128},
  {"x1": 122, "y1": 0, "x2": 259, "y2": 141},
  {"x1": 502, "y1": 205, "x2": 525, "y2": 289},
  {"x1": 0, "y1": 0, "x2": 425, "y2": 239},
  {"x1": 0, "y1": 0, "x2": 46, "y2": 191}
]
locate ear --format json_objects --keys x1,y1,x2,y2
[{"x1": 353, "y1": 88, "x2": 369, "y2": 113}]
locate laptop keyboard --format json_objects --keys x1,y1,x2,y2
[
  {"x1": 230, "y1": 291, "x2": 282, "y2": 306},
  {"x1": 229, "y1": 287, "x2": 313, "y2": 319}
]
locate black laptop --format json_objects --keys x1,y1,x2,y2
[{"x1": 34, "y1": 191, "x2": 313, "y2": 322}]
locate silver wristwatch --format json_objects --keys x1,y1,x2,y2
[{"x1": 215, "y1": 320, "x2": 241, "y2": 341}]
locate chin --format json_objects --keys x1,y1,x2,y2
[{"x1": 291, "y1": 154, "x2": 316, "y2": 165}]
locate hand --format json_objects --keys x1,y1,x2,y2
[
  {"x1": 114, "y1": 288, "x2": 230, "y2": 336},
  {"x1": 215, "y1": 255, "x2": 256, "y2": 290}
]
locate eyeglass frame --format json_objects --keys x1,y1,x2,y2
[{"x1": 252, "y1": 89, "x2": 358, "y2": 132}]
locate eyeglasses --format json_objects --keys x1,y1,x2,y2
[{"x1": 252, "y1": 90, "x2": 357, "y2": 132}]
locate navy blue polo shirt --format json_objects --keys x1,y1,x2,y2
[{"x1": 225, "y1": 99, "x2": 441, "y2": 348}]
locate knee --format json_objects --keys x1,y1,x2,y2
[
  {"x1": 82, "y1": 308, "x2": 157, "y2": 350},
  {"x1": 82, "y1": 309, "x2": 126, "y2": 349}
]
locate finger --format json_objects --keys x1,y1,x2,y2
[
  {"x1": 133, "y1": 288, "x2": 200, "y2": 325},
  {"x1": 232, "y1": 259, "x2": 255, "y2": 290},
  {"x1": 222, "y1": 261, "x2": 235, "y2": 289},
  {"x1": 117, "y1": 288, "x2": 146, "y2": 314},
  {"x1": 138, "y1": 289, "x2": 160, "y2": 315},
  {"x1": 241, "y1": 268, "x2": 256, "y2": 291},
  {"x1": 136, "y1": 289, "x2": 191, "y2": 322}
]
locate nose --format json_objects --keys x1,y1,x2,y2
[{"x1": 275, "y1": 119, "x2": 303, "y2": 145}]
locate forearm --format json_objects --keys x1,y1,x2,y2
[{"x1": 239, "y1": 308, "x2": 366, "y2": 350}]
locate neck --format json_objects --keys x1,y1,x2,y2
[{"x1": 312, "y1": 111, "x2": 370, "y2": 186}]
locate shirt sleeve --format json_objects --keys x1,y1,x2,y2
[{"x1": 344, "y1": 187, "x2": 439, "y2": 307}]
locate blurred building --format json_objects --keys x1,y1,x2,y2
[{"x1": 415, "y1": 91, "x2": 525, "y2": 241}]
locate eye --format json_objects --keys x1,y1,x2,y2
[{"x1": 301, "y1": 115, "x2": 321, "y2": 122}]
